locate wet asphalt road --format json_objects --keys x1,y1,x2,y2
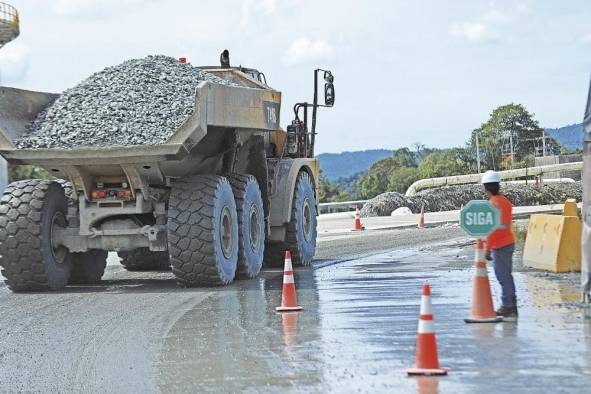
[{"x1": 0, "y1": 226, "x2": 590, "y2": 393}]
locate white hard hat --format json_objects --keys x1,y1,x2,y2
[{"x1": 481, "y1": 170, "x2": 501, "y2": 184}]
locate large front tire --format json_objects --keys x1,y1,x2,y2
[
  {"x1": 229, "y1": 174, "x2": 265, "y2": 279},
  {"x1": 0, "y1": 180, "x2": 72, "y2": 291},
  {"x1": 287, "y1": 172, "x2": 317, "y2": 266},
  {"x1": 167, "y1": 175, "x2": 238, "y2": 286},
  {"x1": 263, "y1": 172, "x2": 318, "y2": 268}
]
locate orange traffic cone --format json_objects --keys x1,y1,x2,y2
[
  {"x1": 407, "y1": 282, "x2": 448, "y2": 376},
  {"x1": 276, "y1": 250, "x2": 303, "y2": 312},
  {"x1": 353, "y1": 206, "x2": 364, "y2": 231},
  {"x1": 464, "y1": 239, "x2": 503, "y2": 323},
  {"x1": 417, "y1": 204, "x2": 425, "y2": 229}
]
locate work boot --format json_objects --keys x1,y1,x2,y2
[{"x1": 495, "y1": 305, "x2": 518, "y2": 319}]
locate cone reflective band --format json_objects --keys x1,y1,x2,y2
[
  {"x1": 407, "y1": 282, "x2": 448, "y2": 376},
  {"x1": 464, "y1": 239, "x2": 503, "y2": 323},
  {"x1": 276, "y1": 250, "x2": 303, "y2": 312}
]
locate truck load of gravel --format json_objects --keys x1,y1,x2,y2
[
  {"x1": 16, "y1": 55, "x2": 238, "y2": 149},
  {"x1": 361, "y1": 181, "x2": 582, "y2": 217}
]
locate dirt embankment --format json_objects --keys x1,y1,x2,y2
[{"x1": 361, "y1": 182, "x2": 581, "y2": 217}]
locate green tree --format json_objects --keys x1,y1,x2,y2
[
  {"x1": 418, "y1": 149, "x2": 470, "y2": 178},
  {"x1": 355, "y1": 157, "x2": 395, "y2": 199},
  {"x1": 317, "y1": 171, "x2": 341, "y2": 203},
  {"x1": 467, "y1": 103, "x2": 558, "y2": 170},
  {"x1": 387, "y1": 166, "x2": 420, "y2": 193},
  {"x1": 392, "y1": 147, "x2": 417, "y2": 168}
]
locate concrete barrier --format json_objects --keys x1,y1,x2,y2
[{"x1": 523, "y1": 213, "x2": 581, "y2": 272}]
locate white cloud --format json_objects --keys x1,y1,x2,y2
[
  {"x1": 0, "y1": 42, "x2": 30, "y2": 84},
  {"x1": 450, "y1": 22, "x2": 496, "y2": 42},
  {"x1": 52, "y1": 0, "x2": 155, "y2": 18},
  {"x1": 582, "y1": 34, "x2": 591, "y2": 44},
  {"x1": 241, "y1": 0, "x2": 277, "y2": 27},
  {"x1": 283, "y1": 38, "x2": 334, "y2": 65}
]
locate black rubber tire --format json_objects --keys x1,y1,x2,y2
[
  {"x1": 262, "y1": 172, "x2": 318, "y2": 268},
  {"x1": 69, "y1": 250, "x2": 108, "y2": 284},
  {"x1": 167, "y1": 175, "x2": 238, "y2": 286},
  {"x1": 228, "y1": 174, "x2": 265, "y2": 279},
  {"x1": 286, "y1": 172, "x2": 318, "y2": 266},
  {"x1": 0, "y1": 179, "x2": 72, "y2": 291},
  {"x1": 118, "y1": 248, "x2": 170, "y2": 271}
]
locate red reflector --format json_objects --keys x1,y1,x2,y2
[
  {"x1": 117, "y1": 190, "x2": 132, "y2": 199},
  {"x1": 179, "y1": 57, "x2": 187, "y2": 64}
]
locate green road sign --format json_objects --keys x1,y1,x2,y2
[{"x1": 460, "y1": 200, "x2": 500, "y2": 238}]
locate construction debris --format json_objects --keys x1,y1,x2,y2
[
  {"x1": 16, "y1": 55, "x2": 237, "y2": 149},
  {"x1": 361, "y1": 182, "x2": 582, "y2": 217}
]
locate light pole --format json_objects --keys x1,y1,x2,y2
[{"x1": 476, "y1": 132, "x2": 481, "y2": 173}]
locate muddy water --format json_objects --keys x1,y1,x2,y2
[{"x1": 156, "y1": 246, "x2": 591, "y2": 393}]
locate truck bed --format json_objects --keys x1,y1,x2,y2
[{"x1": 0, "y1": 72, "x2": 281, "y2": 167}]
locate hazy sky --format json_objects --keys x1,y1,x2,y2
[{"x1": 1, "y1": 0, "x2": 590, "y2": 153}]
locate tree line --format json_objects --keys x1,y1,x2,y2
[{"x1": 318, "y1": 103, "x2": 565, "y2": 203}]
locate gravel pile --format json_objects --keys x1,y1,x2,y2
[
  {"x1": 361, "y1": 182, "x2": 582, "y2": 217},
  {"x1": 16, "y1": 55, "x2": 237, "y2": 149}
]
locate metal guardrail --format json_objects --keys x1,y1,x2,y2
[{"x1": 319, "y1": 200, "x2": 367, "y2": 214}]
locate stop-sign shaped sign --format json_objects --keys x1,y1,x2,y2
[{"x1": 460, "y1": 200, "x2": 500, "y2": 238}]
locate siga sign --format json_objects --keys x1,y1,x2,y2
[{"x1": 460, "y1": 200, "x2": 500, "y2": 238}]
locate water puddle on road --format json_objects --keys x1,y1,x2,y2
[{"x1": 155, "y1": 246, "x2": 591, "y2": 393}]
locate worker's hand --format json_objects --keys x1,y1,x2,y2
[{"x1": 485, "y1": 250, "x2": 492, "y2": 261}]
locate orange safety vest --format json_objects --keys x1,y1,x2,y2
[{"x1": 486, "y1": 194, "x2": 515, "y2": 250}]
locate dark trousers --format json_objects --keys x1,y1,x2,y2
[{"x1": 492, "y1": 243, "x2": 516, "y2": 307}]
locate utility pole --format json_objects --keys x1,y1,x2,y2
[
  {"x1": 509, "y1": 131, "x2": 515, "y2": 170},
  {"x1": 476, "y1": 132, "x2": 481, "y2": 173},
  {"x1": 542, "y1": 129, "x2": 547, "y2": 156}
]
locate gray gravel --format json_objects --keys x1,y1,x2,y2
[
  {"x1": 16, "y1": 55, "x2": 238, "y2": 149},
  {"x1": 361, "y1": 182, "x2": 582, "y2": 217}
]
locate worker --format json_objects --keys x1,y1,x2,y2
[{"x1": 481, "y1": 170, "x2": 518, "y2": 319}]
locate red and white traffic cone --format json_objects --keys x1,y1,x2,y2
[
  {"x1": 407, "y1": 281, "x2": 448, "y2": 376},
  {"x1": 276, "y1": 250, "x2": 303, "y2": 312},
  {"x1": 417, "y1": 204, "x2": 425, "y2": 229},
  {"x1": 353, "y1": 206, "x2": 364, "y2": 231},
  {"x1": 464, "y1": 239, "x2": 503, "y2": 323}
]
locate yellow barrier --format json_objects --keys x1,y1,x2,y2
[{"x1": 523, "y1": 213, "x2": 581, "y2": 272}]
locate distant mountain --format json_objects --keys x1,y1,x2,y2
[
  {"x1": 546, "y1": 123, "x2": 582, "y2": 151},
  {"x1": 317, "y1": 149, "x2": 392, "y2": 180}
]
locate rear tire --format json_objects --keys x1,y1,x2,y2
[
  {"x1": 118, "y1": 248, "x2": 170, "y2": 271},
  {"x1": 167, "y1": 175, "x2": 238, "y2": 286},
  {"x1": 69, "y1": 250, "x2": 108, "y2": 284},
  {"x1": 228, "y1": 174, "x2": 265, "y2": 279},
  {"x1": 0, "y1": 180, "x2": 72, "y2": 291}
]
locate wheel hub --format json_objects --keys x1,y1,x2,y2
[
  {"x1": 249, "y1": 204, "x2": 261, "y2": 253},
  {"x1": 302, "y1": 198, "x2": 313, "y2": 242},
  {"x1": 220, "y1": 206, "x2": 233, "y2": 259},
  {"x1": 50, "y1": 212, "x2": 68, "y2": 264}
]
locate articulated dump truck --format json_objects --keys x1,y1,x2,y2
[{"x1": 0, "y1": 63, "x2": 335, "y2": 291}]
